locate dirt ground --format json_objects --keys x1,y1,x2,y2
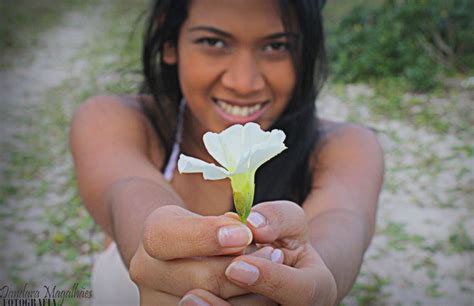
[{"x1": 1, "y1": 2, "x2": 472, "y2": 306}]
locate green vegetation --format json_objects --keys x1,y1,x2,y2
[
  {"x1": 383, "y1": 222, "x2": 425, "y2": 251},
  {"x1": 0, "y1": 0, "x2": 98, "y2": 68},
  {"x1": 422, "y1": 224, "x2": 474, "y2": 255},
  {"x1": 326, "y1": 0, "x2": 474, "y2": 91},
  {"x1": 29, "y1": 0, "x2": 146, "y2": 290},
  {"x1": 0, "y1": 0, "x2": 146, "y2": 295},
  {"x1": 348, "y1": 273, "x2": 391, "y2": 306}
]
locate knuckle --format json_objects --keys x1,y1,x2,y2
[
  {"x1": 304, "y1": 276, "x2": 318, "y2": 305},
  {"x1": 260, "y1": 266, "x2": 285, "y2": 293},
  {"x1": 128, "y1": 250, "x2": 145, "y2": 285},
  {"x1": 142, "y1": 214, "x2": 170, "y2": 260},
  {"x1": 282, "y1": 200, "x2": 305, "y2": 218},
  {"x1": 265, "y1": 275, "x2": 284, "y2": 295},
  {"x1": 141, "y1": 219, "x2": 158, "y2": 257},
  {"x1": 193, "y1": 265, "x2": 225, "y2": 297}
]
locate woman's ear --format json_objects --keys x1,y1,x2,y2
[{"x1": 163, "y1": 42, "x2": 177, "y2": 65}]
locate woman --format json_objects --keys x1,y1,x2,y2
[{"x1": 70, "y1": 0, "x2": 384, "y2": 305}]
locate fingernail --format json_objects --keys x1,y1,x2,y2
[
  {"x1": 271, "y1": 248, "x2": 284, "y2": 263},
  {"x1": 218, "y1": 225, "x2": 252, "y2": 247},
  {"x1": 225, "y1": 261, "x2": 260, "y2": 285},
  {"x1": 179, "y1": 294, "x2": 209, "y2": 306},
  {"x1": 247, "y1": 212, "x2": 266, "y2": 228}
]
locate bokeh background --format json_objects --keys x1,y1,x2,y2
[{"x1": 1, "y1": 0, "x2": 472, "y2": 305}]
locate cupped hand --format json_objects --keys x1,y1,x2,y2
[
  {"x1": 128, "y1": 205, "x2": 277, "y2": 305},
  {"x1": 180, "y1": 201, "x2": 338, "y2": 306}
]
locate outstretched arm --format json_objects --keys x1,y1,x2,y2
[
  {"x1": 304, "y1": 123, "x2": 384, "y2": 303},
  {"x1": 70, "y1": 96, "x2": 276, "y2": 304},
  {"x1": 70, "y1": 95, "x2": 183, "y2": 265},
  {"x1": 178, "y1": 123, "x2": 384, "y2": 305}
]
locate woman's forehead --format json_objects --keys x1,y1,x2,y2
[{"x1": 184, "y1": 0, "x2": 286, "y2": 35}]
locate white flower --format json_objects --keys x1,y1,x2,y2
[{"x1": 177, "y1": 122, "x2": 287, "y2": 222}]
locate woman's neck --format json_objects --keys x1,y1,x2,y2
[{"x1": 181, "y1": 110, "x2": 215, "y2": 164}]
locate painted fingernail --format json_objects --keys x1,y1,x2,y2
[
  {"x1": 179, "y1": 294, "x2": 209, "y2": 306},
  {"x1": 225, "y1": 261, "x2": 260, "y2": 285},
  {"x1": 271, "y1": 248, "x2": 284, "y2": 263},
  {"x1": 218, "y1": 225, "x2": 252, "y2": 247},
  {"x1": 247, "y1": 211, "x2": 266, "y2": 228}
]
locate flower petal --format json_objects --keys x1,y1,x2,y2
[
  {"x1": 242, "y1": 122, "x2": 270, "y2": 148},
  {"x1": 203, "y1": 124, "x2": 245, "y2": 171},
  {"x1": 248, "y1": 142, "x2": 287, "y2": 170},
  {"x1": 233, "y1": 124, "x2": 287, "y2": 173},
  {"x1": 177, "y1": 154, "x2": 230, "y2": 180}
]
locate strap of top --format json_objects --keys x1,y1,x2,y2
[{"x1": 163, "y1": 98, "x2": 186, "y2": 182}]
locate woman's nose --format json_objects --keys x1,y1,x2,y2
[{"x1": 221, "y1": 50, "x2": 265, "y2": 95}]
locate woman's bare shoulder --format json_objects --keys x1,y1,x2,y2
[
  {"x1": 312, "y1": 118, "x2": 384, "y2": 171},
  {"x1": 72, "y1": 94, "x2": 149, "y2": 119},
  {"x1": 318, "y1": 118, "x2": 381, "y2": 147},
  {"x1": 70, "y1": 95, "x2": 164, "y2": 166}
]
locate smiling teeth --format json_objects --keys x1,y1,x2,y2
[{"x1": 216, "y1": 100, "x2": 263, "y2": 117}]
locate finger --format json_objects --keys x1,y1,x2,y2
[
  {"x1": 224, "y1": 211, "x2": 240, "y2": 220},
  {"x1": 139, "y1": 287, "x2": 180, "y2": 306},
  {"x1": 131, "y1": 246, "x2": 283, "y2": 299},
  {"x1": 143, "y1": 205, "x2": 252, "y2": 260},
  {"x1": 225, "y1": 255, "x2": 331, "y2": 306},
  {"x1": 130, "y1": 245, "x2": 248, "y2": 299},
  {"x1": 180, "y1": 289, "x2": 231, "y2": 306},
  {"x1": 227, "y1": 293, "x2": 278, "y2": 306},
  {"x1": 246, "y1": 201, "x2": 308, "y2": 245},
  {"x1": 247, "y1": 246, "x2": 284, "y2": 264}
]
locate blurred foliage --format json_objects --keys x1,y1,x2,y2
[
  {"x1": 0, "y1": 0, "x2": 97, "y2": 69},
  {"x1": 326, "y1": 0, "x2": 474, "y2": 91},
  {"x1": 0, "y1": 0, "x2": 89, "y2": 49}
]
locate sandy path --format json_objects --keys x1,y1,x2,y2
[{"x1": 0, "y1": 3, "x2": 105, "y2": 292}]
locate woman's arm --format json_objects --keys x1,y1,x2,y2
[
  {"x1": 152, "y1": 121, "x2": 381, "y2": 305},
  {"x1": 70, "y1": 96, "x2": 272, "y2": 304},
  {"x1": 178, "y1": 123, "x2": 384, "y2": 306},
  {"x1": 303, "y1": 122, "x2": 385, "y2": 303},
  {"x1": 70, "y1": 95, "x2": 184, "y2": 265}
]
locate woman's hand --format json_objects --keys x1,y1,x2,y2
[
  {"x1": 179, "y1": 201, "x2": 338, "y2": 306},
  {"x1": 128, "y1": 205, "x2": 277, "y2": 305}
]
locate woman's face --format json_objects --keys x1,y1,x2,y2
[{"x1": 164, "y1": 0, "x2": 296, "y2": 133}]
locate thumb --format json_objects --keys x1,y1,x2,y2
[
  {"x1": 246, "y1": 201, "x2": 309, "y2": 244},
  {"x1": 224, "y1": 254, "x2": 327, "y2": 306}
]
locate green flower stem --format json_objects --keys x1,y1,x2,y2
[{"x1": 230, "y1": 171, "x2": 255, "y2": 224}]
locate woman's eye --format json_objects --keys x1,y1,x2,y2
[
  {"x1": 196, "y1": 38, "x2": 226, "y2": 48},
  {"x1": 262, "y1": 42, "x2": 290, "y2": 52}
]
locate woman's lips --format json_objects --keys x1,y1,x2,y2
[{"x1": 212, "y1": 98, "x2": 269, "y2": 124}]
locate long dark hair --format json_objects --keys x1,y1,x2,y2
[{"x1": 141, "y1": 0, "x2": 327, "y2": 205}]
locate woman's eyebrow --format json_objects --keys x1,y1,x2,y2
[
  {"x1": 188, "y1": 26, "x2": 232, "y2": 38},
  {"x1": 188, "y1": 26, "x2": 298, "y2": 40},
  {"x1": 264, "y1": 32, "x2": 299, "y2": 40}
]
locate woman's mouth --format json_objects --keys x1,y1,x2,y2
[{"x1": 213, "y1": 98, "x2": 269, "y2": 123}]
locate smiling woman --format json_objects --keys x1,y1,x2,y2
[
  {"x1": 167, "y1": 0, "x2": 297, "y2": 133},
  {"x1": 70, "y1": 0, "x2": 383, "y2": 305}
]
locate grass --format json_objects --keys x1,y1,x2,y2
[
  {"x1": 347, "y1": 273, "x2": 391, "y2": 306},
  {"x1": 0, "y1": 0, "x2": 97, "y2": 68},
  {"x1": 0, "y1": 0, "x2": 146, "y2": 298},
  {"x1": 423, "y1": 224, "x2": 474, "y2": 255},
  {"x1": 324, "y1": 0, "x2": 472, "y2": 135},
  {"x1": 382, "y1": 222, "x2": 425, "y2": 251},
  {"x1": 32, "y1": 0, "x2": 147, "y2": 291},
  {"x1": 326, "y1": 77, "x2": 459, "y2": 135}
]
